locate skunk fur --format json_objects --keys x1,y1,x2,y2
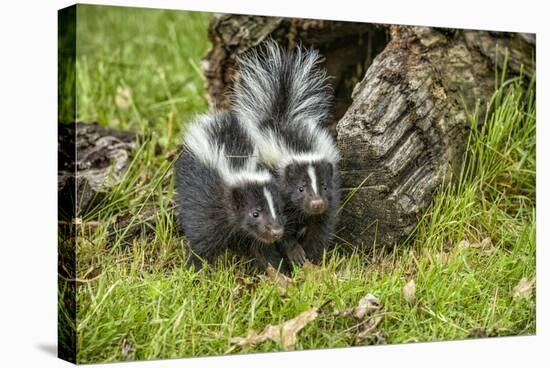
[
  {"x1": 175, "y1": 111, "x2": 287, "y2": 271},
  {"x1": 233, "y1": 40, "x2": 341, "y2": 265}
]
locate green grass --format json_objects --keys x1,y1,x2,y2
[
  {"x1": 60, "y1": 5, "x2": 536, "y2": 364},
  {"x1": 71, "y1": 4, "x2": 211, "y2": 148}
]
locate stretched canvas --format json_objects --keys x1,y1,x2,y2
[{"x1": 58, "y1": 4, "x2": 536, "y2": 364}]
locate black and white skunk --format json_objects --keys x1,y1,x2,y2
[
  {"x1": 175, "y1": 110, "x2": 287, "y2": 271},
  {"x1": 232, "y1": 40, "x2": 341, "y2": 265}
]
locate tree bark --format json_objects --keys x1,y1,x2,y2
[
  {"x1": 201, "y1": 15, "x2": 535, "y2": 248},
  {"x1": 336, "y1": 26, "x2": 534, "y2": 247},
  {"x1": 58, "y1": 122, "x2": 138, "y2": 219}
]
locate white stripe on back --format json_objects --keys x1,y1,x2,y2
[
  {"x1": 183, "y1": 114, "x2": 273, "y2": 188},
  {"x1": 263, "y1": 187, "x2": 277, "y2": 220},
  {"x1": 307, "y1": 165, "x2": 318, "y2": 195}
]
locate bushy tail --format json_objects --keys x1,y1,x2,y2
[
  {"x1": 182, "y1": 112, "x2": 274, "y2": 187},
  {"x1": 233, "y1": 39, "x2": 332, "y2": 129}
]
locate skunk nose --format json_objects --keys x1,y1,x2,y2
[
  {"x1": 310, "y1": 198, "x2": 326, "y2": 212},
  {"x1": 269, "y1": 225, "x2": 284, "y2": 240}
]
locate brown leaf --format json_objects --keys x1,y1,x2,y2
[
  {"x1": 302, "y1": 260, "x2": 319, "y2": 276},
  {"x1": 264, "y1": 263, "x2": 293, "y2": 296},
  {"x1": 333, "y1": 294, "x2": 386, "y2": 345},
  {"x1": 480, "y1": 237, "x2": 493, "y2": 248},
  {"x1": 468, "y1": 237, "x2": 492, "y2": 249},
  {"x1": 354, "y1": 294, "x2": 382, "y2": 319},
  {"x1": 119, "y1": 336, "x2": 135, "y2": 360},
  {"x1": 458, "y1": 237, "x2": 496, "y2": 256},
  {"x1": 236, "y1": 276, "x2": 258, "y2": 295},
  {"x1": 480, "y1": 237, "x2": 497, "y2": 256},
  {"x1": 335, "y1": 293, "x2": 382, "y2": 319},
  {"x1": 512, "y1": 277, "x2": 535, "y2": 300},
  {"x1": 458, "y1": 239, "x2": 470, "y2": 248},
  {"x1": 482, "y1": 248, "x2": 497, "y2": 256},
  {"x1": 436, "y1": 251, "x2": 451, "y2": 265},
  {"x1": 356, "y1": 314, "x2": 384, "y2": 342},
  {"x1": 115, "y1": 86, "x2": 132, "y2": 109},
  {"x1": 229, "y1": 308, "x2": 318, "y2": 350},
  {"x1": 357, "y1": 330, "x2": 387, "y2": 345},
  {"x1": 468, "y1": 327, "x2": 488, "y2": 338},
  {"x1": 302, "y1": 260, "x2": 315, "y2": 269},
  {"x1": 403, "y1": 279, "x2": 416, "y2": 304}
]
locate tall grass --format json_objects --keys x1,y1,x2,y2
[{"x1": 74, "y1": 5, "x2": 211, "y2": 148}]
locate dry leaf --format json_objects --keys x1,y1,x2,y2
[
  {"x1": 512, "y1": 277, "x2": 535, "y2": 300},
  {"x1": 302, "y1": 260, "x2": 319, "y2": 275},
  {"x1": 482, "y1": 248, "x2": 497, "y2": 256},
  {"x1": 458, "y1": 237, "x2": 496, "y2": 256},
  {"x1": 354, "y1": 294, "x2": 382, "y2": 319},
  {"x1": 302, "y1": 260, "x2": 315, "y2": 269},
  {"x1": 119, "y1": 336, "x2": 135, "y2": 360},
  {"x1": 115, "y1": 86, "x2": 132, "y2": 109},
  {"x1": 335, "y1": 293, "x2": 382, "y2": 319},
  {"x1": 302, "y1": 260, "x2": 317, "y2": 276},
  {"x1": 229, "y1": 308, "x2": 318, "y2": 350},
  {"x1": 357, "y1": 330, "x2": 387, "y2": 345},
  {"x1": 236, "y1": 276, "x2": 258, "y2": 295},
  {"x1": 264, "y1": 263, "x2": 293, "y2": 296},
  {"x1": 356, "y1": 314, "x2": 384, "y2": 342},
  {"x1": 469, "y1": 237, "x2": 492, "y2": 249},
  {"x1": 403, "y1": 279, "x2": 416, "y2": 304},
  {"x1": 333, "y1": 294, "x2": 387, "y2": 345},
  {"x1": 480, "y1": 237, "x2": 496, "y2": 256},
  {"x1": 468, "y1": 327, "x2": 488, "y2": 338},
  {"x1": 458, "y1": 239, "x2": 470, "y2": 248},
  {"x1": 480, "y1": 237, "x2": 493, "y2": 248},
  {"x1": 436, "y1": 252, "x2": 451, "y2": 265}
]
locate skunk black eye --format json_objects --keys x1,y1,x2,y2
[
  {"x1": 298, "y1": 187, "x2": 304, "y2": 192},
  {"x1": 323, "y1": 184, "x2": 328, "y2": 191},
  {"x1": 252, "y1": 212, "x2": 259, "y2": 218}
]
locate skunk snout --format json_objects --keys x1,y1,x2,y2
[
  {"x1": 267, "y1": 224, "x2": 284, "y2": 240},
  {"x1": 311, "y1": 199, "x2": 325, "y2": 211},
  {"x1": 306, "y1": 197, "x2": 327, "y2": 215}
]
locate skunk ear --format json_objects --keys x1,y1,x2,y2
[
  {"x1": 228, "y1": 187, "x2": 245, "y2": 209},
  {"x1": 282, "y1": 164, "x2": 295, "y2": 182}
]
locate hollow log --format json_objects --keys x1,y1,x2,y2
[{"x1": 202, "y1": 15, "x2": 535, "y2": 248}]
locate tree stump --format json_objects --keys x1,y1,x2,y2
[{"x1": 201, "y1": 15, "x2": 535, "y2": 248}]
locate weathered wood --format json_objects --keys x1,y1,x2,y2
[
  {"x1": 336, "y1": 26, "x2": 534, "y2": 247},
  {"x1": 58, "y1": 122, "x2": 138, "y2": 219},
  {"x1": 201, "y1": 16, "x2": 535, "y2": 249}
]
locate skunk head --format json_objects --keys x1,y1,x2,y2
[
  {"x1": 183, "y1": 113, "x2": 285, "y2": 243},
  {"x1": 226, "y1": 180, "x2": 285, "y2": 244},
  {"x1": 281, "y1": 160, "x2": 335, "y2": 216}
]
